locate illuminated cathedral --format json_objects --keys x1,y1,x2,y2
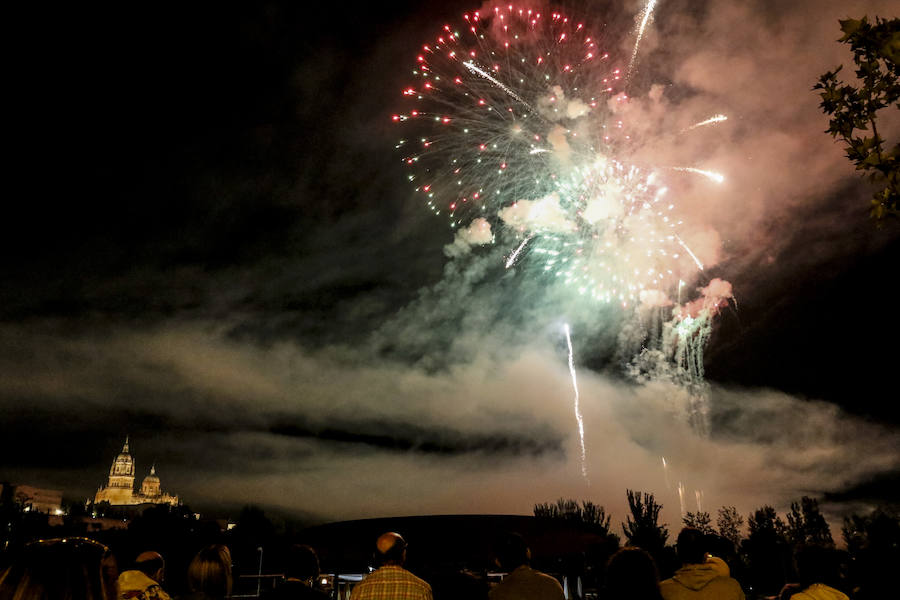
[{"x1": 94, "y1": 437, "x2": 179, "y2": 506}]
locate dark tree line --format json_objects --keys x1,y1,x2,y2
[{"x1": 535, "y1": 491, "x2": 898, "y2": 598}]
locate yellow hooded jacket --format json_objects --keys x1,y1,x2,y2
[
  {"x1": 790, "y1": 583, "x2": 849, "y2": 600},
  {"x1": 659, "y1": 561, "x2": 745, "y2": 600},
  {"x1": 117, "y1": 570, "x2": 172, "y2": 600}
]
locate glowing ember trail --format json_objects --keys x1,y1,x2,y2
[
  {"x1": 505, "y1": 234, "x2": 535, "y2": 269},
  {"x1": 683, "y1": 114, "x2": 728, "y2": 132},
  {"x1": 628, "y1": 0, "x2": 658, "y2": 77},
  {"x1": 564, "y1": 323, "x2": 588, "y2": 483},
  {"x1": 675, "y1": 235, "x2": 704, "y2": 271},
  {"x1": 671, "y1": 167, "x2": 725, "y2": 184},
  {"x1": 463, "y1": 60, "x2": 533, "y2": 110}
]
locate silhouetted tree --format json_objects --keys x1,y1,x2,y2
[
  {"x1": 747, "y1": 506, "x2": 787, "y2": 540},
  {"x1": 786, "y1": 496, "x2": 834, "y2": 547},
  {"x1": 581, "y1": 501, "x2": 612, "y2": 534},
  {"x1": 742, "y1": 506, "x2": 791, "y2": 596},
  {"x1": 534, "y1": 498, "x2": 578, "y2": 520},
  {"x1": 534, "y1": 498, "x2": 616, "y2": 539},
  {"x1": 842, "y1": 506, "x2": 900, "y2": 599},
  {"x1": 622, "y1": 490, "x2": 668, "y2": 554},
  {"x1": 533, "y1": 497, "x2": 621, "y2": 593},
  {"x1": 0, "y1": 491, "x2": 27, "y2": 554},
  {"x1": 846, "y1": 507, "x2": 900, "y2": 556},
  {"x1": 683, "y1": 511, "x2": 715, "y2": 535},
  {"x1": 716, "y1": 506, "x2": 744, "y2": 551}
]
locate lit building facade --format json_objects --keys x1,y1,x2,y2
[
  {"x1": 13, "y1": 485, "x2": 62, "y2": 514},
  {"x1": 94, "y1": 438, "x2": 178, "y2": 506}
]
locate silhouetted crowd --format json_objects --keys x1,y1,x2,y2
[
  {"x1": 0, "y1": 527, "x2": 875, "y2": 600},
  {"x1": 0, "y1": 538, "x2": 233, "y2": 600}
]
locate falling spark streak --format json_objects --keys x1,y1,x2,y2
[
  {"x1": 627, "y1": 0, "x2": 658, "y2": 77},
  {"x1": 671, "y1": 167, "x2": 725, "y2": 184},
  {"x1": 695, "y1": 489, "x2": 704, "y2": 512},
  {"x1": 506, "y1": 234, "x2": 535, "y2": 268},
  {"x1": 463, "y1": 61, "x2": 533, "y2": 111},
  {"x1": 682, "y1": 114, "x2": 728, "y2": 133},
  {"x1": 675, "y1": 235, "x2": 704, "y2": 271},
  {"x1": 564, "y1": 323, "x2": 589, "y2": 483},
  {"x1": 661, "y1": 456, "x2": 671, "y2": 490},
  {"x1": 677, "y1": 481, "x2": 686, "y2": 518}
]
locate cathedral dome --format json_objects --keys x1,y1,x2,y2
[
  {"x1": 143, "y1": 465, "x2": 159, "y2": 483},
  {"x1": 140, "y1": 465, "x2": 161, "y2": 497}
]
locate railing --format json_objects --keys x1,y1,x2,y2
[
  {"x1": 232, "y1": 573, "x2": 364, "y2": 599},
  {"x1": 233, "y1": 571, "x2": 584, "y2": 599}
]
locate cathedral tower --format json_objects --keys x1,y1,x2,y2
[{"x1": 96, "y1": 437, "x2": 135, "y2": 505}]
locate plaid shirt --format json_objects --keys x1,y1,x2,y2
[{"x1": 350, "y1": 565, "x2": 433, "y2": 600}]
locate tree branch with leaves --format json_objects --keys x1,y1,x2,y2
[{"x1": 814, "y1": 16, "x2": 900, "y2": 219}]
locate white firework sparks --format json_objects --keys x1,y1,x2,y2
[
  {"x1": 628, "y1": 0, "x2": 658, "y2": 77},
  {"x1": 682, "y1": 114, "x2": 728, "y2": 132},
  {"x1": 564, "y1": 323, "x2": 589, "y2": 483},
  {"x1": 671, "y1": 166, "x2": 726, "y2": 184},
  {"x1": 675, "y1": 234, "x2": 704, "y2": 271},
  {"x1": 505, "y1": 233, "x2": 535, "y2": 268}
]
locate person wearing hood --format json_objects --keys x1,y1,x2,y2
[
  {"x1": 659, "y1": 528, "x2": 745, "y2": 600},
  {"x1": 119, "y1": 551, "x2": 171, "y2": 600},
  {"x1": 787, "y1": 545, "x2": 849, "y2": 600}
]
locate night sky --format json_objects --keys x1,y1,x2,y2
[{"x1": 3, "y1": 0, "x2": 899, "y2": 526}]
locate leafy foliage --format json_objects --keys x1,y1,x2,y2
[
  {"x1": 842, "y1": 506, "x2": 900, "y2": 555},
  {"x1": 743, "y1": 506, "x2": 792, "y2": 595},
  {"x1": 533, "y1": 498, "x2": 615, "y2": 537},
  {"x1": 786, "y1": 496, "x2": 834, "y2": 547},
  {"x1": 716, "y1": 505, "x2": 744, "y2": 550},
  {"x1": 842, "y1": 506, "x2": 900, "y2": 596},
  {"x1": 682, "y1": 510, "x2": 715, "y2": 535},
  {"x1": 747, "y1": 505, "x2": 788, "y2": 541},
  {"x1": 622, "y1": 489, "x2": 669, "y2": 553},
  {"x1": 814, "y1": 16, "x2": 900, "y2": 219}
]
